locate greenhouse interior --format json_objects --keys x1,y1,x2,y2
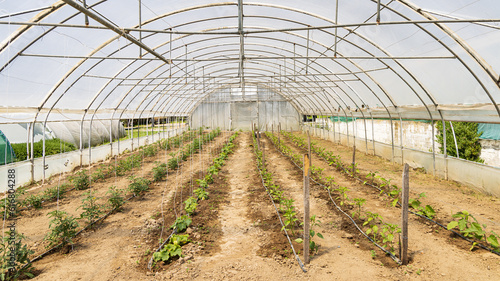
[{"x1": 1, "y1": 1, "x2": 500, "y2": 280}]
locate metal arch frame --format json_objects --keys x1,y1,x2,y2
[
  {"x1": 0, "y1": 2, "x2": 482, "y2": 127},
  {"x1": 0, "y1": 2, "x2": 454, "y2": 117},
  {"x1": 2, "y1": 1, "x2": 499, "y2": 125}
]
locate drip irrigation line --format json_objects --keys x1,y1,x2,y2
[
  {"x1": 252, "y1": 134, "x2": 307, "y2": 273},
  {"x1": 282, "y1": 132, "x2": 500, "y2": 257},
  {"x1": 265, "y1": 133, "x2": 402, "y2": 264}
]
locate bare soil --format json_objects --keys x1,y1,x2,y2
[{"x1": 6, "y1": 131, "x2": 500, "y2": 280}]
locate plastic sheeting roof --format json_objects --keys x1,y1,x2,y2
[{"x1": 1, "y1": 0, "x2": 500, "y2": 124}]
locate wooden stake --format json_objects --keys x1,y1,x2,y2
[
  {"x1": 400, "y1": 163, "x2": 410, "y2": 265},
  {"x1": 303, "y1": 153, "x2": 311, "y2": 264},
  {"x1": 352, "y1": 143, "x2": 356, "y2": 176},
  {"x1": 262, "y1": 142, "x2": 266, "y2": 166},
  {"x1": 307, "y1": 129, "x2": 311, "y2": 158}
]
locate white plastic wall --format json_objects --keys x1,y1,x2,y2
[
  {"x1": 0, "y1": 126, "x2": 186, "y2": 192},
  {"x1": 303, "y1": 125, "x2": 500, "y2": 198}
]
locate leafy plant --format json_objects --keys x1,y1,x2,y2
[
  {"x1": 196, "y1": 179, "x2": 208, "y2": 189},
  {"x1": 380, "y1": 223, "x2": 401, "y2": 254},
  {"x1": 194, "y1": 188, "x2": 209, "y2": 201},
  {"x1": 143, "y1": 145, "x2": 158, "y2": 157},
  {"x1": 153, "y1": 234, "x2": 190, "y2": 263},
  {"x1": 335, "y1": 186, "x2": 350, "y2": 206},
  {"x1": 78, "y1": 191, "x2": 104, "y2": 227},
  {"x1": 128, "y1": 176, "x2": 151, "y2": 196},
  {"x1": 167, "y1": 157, "x2": 180, "y2": 170},
  {"x1": 282, "y1": 204, "x2": 298, "y2": 236},
  {"x1": 72, "y1": 170, "x2": 90, "y2": 190},
  {"x1": 295, "y1": 215, "x2": 324, "y2": 255},
  {"x1": 107, "y1": 186, "x2": 125, "y2": 211},
  {"x1": 446, "y1": 210, "x2": 499, "y2": 251},
  {"x1": 352, "y1": 198, "x2": 366, "y2": 220},
  {"x1": 364, "y1": 171, "x2": 378, "y2": 185},
  {"x1": 409, "y1": 193, "x2": 436, "y2": 219},
  {"x1": 152, "y1": 162, "x2": 167, "y2": 182},
  {"x1": 24, "y1": 194, "x2": 43, "y2": 210},
  {"x1": 43, "y1": 184, "x2": 69, "y2": 200},
  {"x1": 0, "y1": 230, "x2": 35, "y2": 280},
  {"x1": 91, "y1": 168, "x2": 107, "y2": 182},
  {"x1": 45, "y1": 210, "x2": 79, "y2": 249},
  {"x1": 171, "y1": 215, "x2": 192, "y2": 232},
  {"x1": 184, "y1": 197, "x2": 198, "y2": 215}
]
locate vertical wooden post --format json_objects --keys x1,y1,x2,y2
[
  {"x1": 307, "y1": 129, "x2": 311, "y2": 158},
  {"x1": 352, "y1": 143, "x2": 356, "y2": 176},
  {"x1": 262, "y1": 142, "x2": 266, "y2": 166},
  {"x1": 303, "y1": 153, "x2": 311, "y2": 264},
  {"x1": 400, "y1": 163, "x2": 410, "y2": 265},
  {"x1": 272, "y1": 124, "x2": 274, "y2": 134}
]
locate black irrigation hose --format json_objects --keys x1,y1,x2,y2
[
  {"x1": 265, "y1": 133, "x2": 403, "y2": 265},
  {"x1": 252, "y1": 136, "x2": 307, "y2": 273},
  {"x1": 283, "y1": 132, "x2": 500, "y2": 257}
]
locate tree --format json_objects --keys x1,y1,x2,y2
[{"x1": 436, "y1": 121, "x2": 483, "y2": 163}]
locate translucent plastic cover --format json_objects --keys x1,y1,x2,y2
[{"x1": 1, "y1": 0, "x2": 500, "y2": 123}]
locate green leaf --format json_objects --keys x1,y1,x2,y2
[
  {"x1": 317, "y1": 232, "x2": 324, "y2": 239},
  {"x1": 295, "y1": 238, "x2": 303, "y2": 243},
  {"x1": 487, "y1": 234, "x2": 499, "y2": 248},
  {"x1": 447, "y1": 221, "x2": 459, "y2": 230}
]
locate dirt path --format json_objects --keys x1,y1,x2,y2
[{"x1": 32, "y1": 133, "x2": 228, "y2": 280}]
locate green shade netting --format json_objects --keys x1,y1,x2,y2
[
  {"x1": 0, "y1": 130, "x2": 15, "y2": 165},
  {"x1": 478, "y1": 123, "x2": 500, "y2": 140}
]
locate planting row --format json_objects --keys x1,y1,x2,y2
[
  {"x1": 252, "y1": 132, "x2": 323, "y2": 263},
  {"x1": 150, "y1": 131, "x2": 239, "y2": 267},
  {"x1": 281, "y1": 131, "x2": 500, "y2": 254},
  {"x1": 265, "y1": 132, "x2": 401, "y2": 260}
]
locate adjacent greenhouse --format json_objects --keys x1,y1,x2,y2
[{"x1": 1, "y1": 1, "x2": 500, "y2": 280}]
